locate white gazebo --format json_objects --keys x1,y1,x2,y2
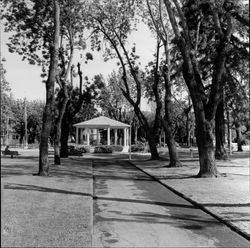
[{"x1": 73, "y1": 116, "x2": 131, "y2": 152}]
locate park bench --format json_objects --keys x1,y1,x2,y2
[{"x1": 1, "y1": 150, "x2": 20, "y2": 158}]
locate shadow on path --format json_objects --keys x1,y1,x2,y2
[{"x1": 93, "y1": 195, "x2": 197, "y2": 209}]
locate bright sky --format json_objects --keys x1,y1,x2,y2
[{"x1": 1, "y1": 22, "x2": 156, "y2": 101}]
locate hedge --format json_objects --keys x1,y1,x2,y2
[
  {"x1": 131, "y1": 143, "x2": 145, "y2": 152},
  {"x1": 110, "y1": 145, "x2": 123, "y2": 152},
  {"x1": 94, "y1": 145, "x2": 113, "y2": 153},
  {"x1": 68, "y1": 145, "x2": 90, "y2": 156}
]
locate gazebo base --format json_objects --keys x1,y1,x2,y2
[{"x1": 122, "y1": 146, "x2": 129, "y2": 152}]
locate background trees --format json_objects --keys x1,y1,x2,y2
[
  {"x1": 1, "y1": 63, "x2": 13, "y2": 146},
  {"x1": 1, "y1": 0, "x2": 248, "y2": 177},
  {"x1": 10, "y1": 99, "x2": 44, "y2": 145},
  {"x1": 60, "y1": 73, "x2": 105, "y2": 157}
]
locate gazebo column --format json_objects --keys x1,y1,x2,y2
[
  {"x1": 97, "y1": 129, "x2": 100, "y2": 145},
  {"x1": 114, "y1": 129, "x2": 117, "y2": 145},
  {"x1": 123, "y1": 128, "x2": 127, "y2": 146},
  {"x1": 87, "y1": 129, "x2": 90, "y2": 146},
  {"x1": 107, "y1": 127, "x2": 110, "y2": 145},
  {"x1": 79, "y1": 128, "x2": 82, "y2": 144},
  {"x1": 126, "y1": 128, "x2": 129, "y2": 146},
  {"x1": 76, "y1": 127, "x2": 79, "y2": 145}
]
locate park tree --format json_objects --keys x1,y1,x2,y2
[
  {"x1": 2, "y1": 0, "x2": 60, "y2": 175},
  {"x1": 39, "y1": 0, "x2": 60, "y2": 175},
  {"x1": 99, "y1": 71, "x2": 141, "y2": 144},
  {"x1": 2, "y1": 0, "x2": 91, "y2": 172},
  {"x1": 214, "y1": 1, "x2": 249, "y2": 158},
  {"x1": 2, "y1": 0, "x2": 59, "y2": 173},
  {"x1": 60, "y1": 71, "x2": 105, "y2": 157},
  {"x1": 161, "y1": 0, "x2": 248, "y2": 177},
  {"x1": 99, "y1": 71, "x2": 130, "y2": 121},
  {"x1": 0, "y1": 62, "x2": 14, "y2": 146},
  {"x1": 224, "y1": 59, "x2": 249, "y2": 152},
  {"x1": 52, "y1": 0, "x2": 91, "y2": 165},
  {"x1": 89, "y1": 0, "x2": 162, "y2": 159}
]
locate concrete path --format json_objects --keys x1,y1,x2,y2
[{"x1": 92, "y1": 158, "x2": 249, "y2": 247}]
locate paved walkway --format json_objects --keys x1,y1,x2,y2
[{"x1": 92, "y1": 158, "x2": 249, "y2": 247}]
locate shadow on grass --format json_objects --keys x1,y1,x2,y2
[
  {"x1": 1, "y1": 157, "x2": 93, "y2": 180},
  {"x1": 4, "y1": 183, "x2": 92, "y2": 197}
]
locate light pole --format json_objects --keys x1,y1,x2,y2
[{"x1": 24, "y1": 97, "x2": 28, "y2": 149}]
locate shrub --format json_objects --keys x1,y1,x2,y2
[
  {"x1": 68, "y1": 146, "x2": 83, "y2": 156},
  {"x1": 110, "y1": 145, "x2": 123, "y2": 152},
  {"x1": 68, "y1": 145, "x2": 90, "y2": 156},
  {"x1": 131, "y1": 143, "x2": 145, "y2": 152},
  {"x1": 78, "y1": 146, "x2": 90, "y2": 153},
  {"x1": 94, "y1": 145, "x2": 113, "y2": 153}
]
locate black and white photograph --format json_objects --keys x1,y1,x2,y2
[{"x1": 1, "y1": 0, "x2": 249, "y2": 247}]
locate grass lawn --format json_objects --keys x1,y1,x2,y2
[{"x1": 1, "y1": 155, "x2": 93, "y2": 247}]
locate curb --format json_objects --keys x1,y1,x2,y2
[{"x1": 128, "y1": 160, "x2": 250, "y2": 242}]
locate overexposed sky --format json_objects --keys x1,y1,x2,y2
[{"x1": 1, "y1": 22, "x2": 156, "y2": 101}]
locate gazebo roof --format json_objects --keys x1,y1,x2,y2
[{"x1": 73, "y1": 116, "x2": 130, "y2": 129}]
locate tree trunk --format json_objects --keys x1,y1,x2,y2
[
  {"x1": 147, "y1": 133, "x2": 159, "y2": 160},
  {"x1": 38, "y1": 0, "x2": 60, "y2": 176},
  {"x1": 235, "y1": 121, "x2": 243, "y2": 151},
  {"x1": 60, "y1": 115, "x2": 70, "y2": 158},
  {"x1": 54, "y1": 89, "x2": 69, "y2": 165},
  {"x1": 185, "y1": 103, "x2": 192, "y2": 147},
  {"x1": 215, "y1": 99, "x2": 228, "y2": 160},
  {"x1": 134, "y1": 107, "x2": 160, "y2": 160},
  {"x1": 162, "y1": 121, "x2": 182, "y2": 167},
  {"x1": 134, "y1": 126, "x2": 138, "y2": 143},
  {"x1": 162, "y1": 41, "x2": 182, "y2": 167},
  {"x1": 196, "y1": 118, "x2": 218, "y2": 177},
  {"x1": 186, "y1": 115, "x2": 191, "y2": 147}
]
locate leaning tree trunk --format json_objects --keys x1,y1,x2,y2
[
  {"x1": 60, "y1": 62, "x2": 84, "y2": 158},
  {"x1": 38, "y1": 0, "x2": 60, "y2": 176},
  {"x1": 60, "y1": 114, "x2": 70, "y2": 158},
  {"x1": 162, "y1": 41, "x2": 182, "y2": 167},
  {"x1": 215, "y1": 99, "x2": 228, "y2": 160},
  {"x1": 54, "y1": 88, "x2": 69, "y2": 165},
  {"x1": 133, "y1": 106, "x2": 160, "y2": 160},
  {"x1": 235, "y1": 121, "x2": 243, "y2": 152},
  {"x1": 162, "y1": 98, "x2": 182, "y2": 167}
]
